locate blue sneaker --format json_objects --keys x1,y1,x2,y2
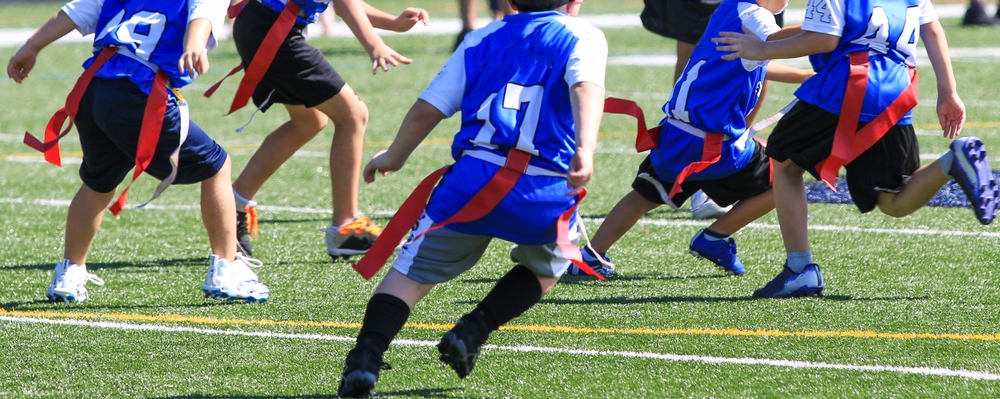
[
  {"x1": 567, "y1": 247, "x2": 615, "y2": 277},
  {"x1": 753, "y1": 264, "x2": 824, "y2": 298},
  {"x1": 949, "y1": 136, "x2": 999, "y2": 225},
  {"x1": 688, "y1": 229, "x2": 745, "y2": 275}
]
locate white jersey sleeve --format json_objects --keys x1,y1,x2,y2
[
  {"x1": 918, "y1": 0, "x2": 938, "y2": 25},
  {"x1": 737, "y1": 2, "x2": 781, "y2": 71},
  {"x1": 801, "y1": 0, "x2": 845, "y2": 37},
  {"x1": 189, "y1": 0, "x2": 228, "y2": 50},
  {"x1": 61, "y1": 0, "x2": 104, "y2": 36},
  {"x1": 418, "y1": 49, "x2": 467, "y2": 117},
  {"x1": 560, "y1": 18, "x2": 607, "y2": 89}
]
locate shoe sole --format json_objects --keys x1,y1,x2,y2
[
  {"x1": 754, "y1": 285, "x2": 823, "y2": 298},
  {"x1": 202, "y1": 288, "x2": 268, "y2": 304},
  {"x1": 338, "y1": 370, "x2": 376, "y2": 398},
  {"x1": 688, "y1": 248, "x2": 745, "y2": 276},
  {"x1": 438, "y1": 332, "x2": 475, "y2": 379},
  {"x1": 952, "y1": 138, "x2": 999, "y2": 225},
  {"x1": 50, "y1": 289, "x2": 87, "y2": 303}
]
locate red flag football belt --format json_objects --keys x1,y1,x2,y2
[
  {"x1": 204, "y1": 0, "x2": 302, "y2": 114},
  {"x1": 352, "y1": 150, "x2": 605, "y2": 281},
  {"x1": 603, "y1": 97, "x2": 724, "y2": 201},
  {"x1": 815, "y1": 51, "x2": 918, "y2": 190},
  {"x1": 23, "y1": 46, "x2": 172, "y2": 216}
]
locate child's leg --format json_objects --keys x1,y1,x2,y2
[
  {"x1": 313, "y1": 84, "x2": 369, "y2": 227},
  {"x1": 875, "y1": 159, "x2": 948, "y2": 217},
  {"x1": 772, "y1": 158, "x2": 811, "y2": 254},
  {"x1": 64, "y1": 185, "x2": 116, "y2": 265},
  {"x1": 202, "y1": 156, "x2": 238, "y2": 261},
  {"x1": 589, "y1": 190, "x2": 660, "y2": 253},
  {"x1": 231, "y1": 104, "x2": 328, "y2": 200},
  {"x1": 706, "y1": 189, "x2": 774, "y2": 236}
]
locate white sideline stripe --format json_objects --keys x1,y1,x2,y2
[
  {"x1": 2, "y1": 197, "x2": 994, "y2": 237},
  {"x1": 4, "y1": 315, "x2": 998, "y2": 381}
]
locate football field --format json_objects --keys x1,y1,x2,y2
[{"x1": 2, "y1": 1, "x2": 1000, "y2": 397}]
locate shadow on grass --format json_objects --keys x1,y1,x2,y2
[
  {"x1": 0, "y1": 299, "x2": 242, "y2": 311},
  {"x1": 1, "y1": 257, "x2": 209, "y2": 271},
  {"x1": 154, "y1": 387, "x2": 478, "y2": 399},
  {"x1": 540, "y1": 294, "x2": 926, "y2": 305},
  {"x1": 459, "y1": 273, "x2": 724, "y2": 286}
]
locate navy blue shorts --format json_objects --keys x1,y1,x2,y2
[
  {"x1": 75, "y1": 78, "x2": 228, "y2": 193},
  {"x1": 632, "y1": 143, "x2": 772, "y2": 208}
]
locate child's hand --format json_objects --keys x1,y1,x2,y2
[
  {"x1": 178, "y1": 48, "x2": 210, "y2": 78},
  {"x1": 712, "y1": 31, "x2": 766, "y2": 61},
  {"x1": 7, "y1": 45, "x2": 39, "y2": 83},
  {"x1": 363, "y1": 150, "x2": 405, "y2": 183},
  {"x1": 938, "y1": 93, "x2": 966, "y2": 139},
  {"x1": 369, "y1": 44, "x2": 412, "y2": 74},
  {"x1": 566, "y1": 152, "x2": 593, "y2": 197},
  {"x1": 392, "y1": 8, "x2": 430, "y2": 32}
]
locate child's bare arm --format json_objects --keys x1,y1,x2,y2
[
  {"x1": 566, "y1": 81, "x2": 604, "y2": 196},
  {"x1": 334, "y1": 0, "x2": 413, "y2": 74},
  {"x1": 765, "y1": 24, "x2": 803, "y2": 41},
  {"x1": 364, "y1": 99, "x2": 445, "y2": 182},
  {"x1": 765, "y1": 61, "x2": 814, "y2": 84},
  {"x1": 359, "y1": 1, "x2": 429, "y2": 32},
  {"x1": 179, "y1": 18, "x2": 214, "y2": 78},
  {"x1": 713, "y1": 30, "x2": 838, "y2": 61},
  {"x1": 920, "y1": 20, "x2": 965, "y2": 139},
  {"x1": 7, "y1": 11, "x2": 78, "y2": 83}
]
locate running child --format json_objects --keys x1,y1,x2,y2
[
  {"x1": 7, "y1": 0, "x2": 269, "y2": 303},
  {"x1": 713, "y1": 0, "x2": 996, "y2": 298},
  {"x1": 335, "y1": 0, "x2": 606, "y2": 396}
]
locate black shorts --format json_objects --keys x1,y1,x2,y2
[
  {"x1": 631, "y1": 142, "x2": 773, "y2": 208},
  {"x1": 233, "y1": 0, "x2": 347, "y2": 111},
  {"x1": 76, "y1": 78, "x2": 228, "y2": 193},
  {"x1": 764, "y1": 101, "x2": 920, "y2": 213},
  {"x1": 640, "y1": 1, "x2": 785, "y2": 44}
]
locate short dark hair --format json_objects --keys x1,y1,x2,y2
[{"x1": 510, "y1": 0, "x2": 571, "y2": 12}]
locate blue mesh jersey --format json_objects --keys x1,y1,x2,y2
[
  {"x1": 257, "y1": 0, "x2": 330, "y2": 24},
  {"x1": 795, "y1": 0, "x2": 936, "y2": 125},
  {"x1": 416, "y1": 11, "x2": 607, "y2": 245},
  {"x1": 651, "y1": 0, "x2": 779, "y2": 182},
  {"x1": 63, "y1": 0, "x2": 226, "y2": 94}
]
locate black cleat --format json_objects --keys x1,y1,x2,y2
[
  {"x1": 338, "y1": 339, "x2": 390, "y2": 398},
  {"x1": 438, "y1": 311, "x2": 490, "y2": 379}
]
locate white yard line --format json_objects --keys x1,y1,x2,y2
[
  {"x1": 4, "y1": 315, "x2": 998, "y2": 380},
  {"x1": 1, "y1": 197, "x2": 996, "y2": 238}
]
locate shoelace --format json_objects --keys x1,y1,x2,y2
[
  {"x1": 337, "y1": 215, "x2": 383, "y2": 236},
  {"x1": 86, "y1": 272, "x2": 105, "y2": 287},
  {"x1": 576, "y1": 220, "x2": 616, "y2": 272},
  {"x1": 236, "y1": 253, "x2": 264, "y2": 269}
]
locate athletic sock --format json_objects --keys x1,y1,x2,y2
[
  {"x1": 786, "y1": 251, "x2": 813, "y2": 273},
  {"x1": 703, "y1": 228, "x2": 729, "y2": 241},
  {"x1": 233, "y1": 188, "x2": 256, "y2": 209},
  {"x1": 356, "y1": 293, "x2": 411, "y2": 353},
  {"x1": 938, "y1": 150, "x2": 955, "y2": 179},
  {"x1": 475, "y1": 265, "x2": 543, "y2": 332}
]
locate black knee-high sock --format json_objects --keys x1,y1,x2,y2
[
  {"x1": 357, "y1": 293, "x2": 411, "y2": 353},
  {"x1": 473, "y1": 265, "x2": 543, "y2": 332}
]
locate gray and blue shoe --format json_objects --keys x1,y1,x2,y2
[
  {"x1": 753, "y1": 264, "x2": 824, "y2": 298},
  {"x1": 567, "y1": 247, "x2": 615, "y2": 277},
  {"x1": 949, "y1": 136, "x2": 999, "y2": 225}
]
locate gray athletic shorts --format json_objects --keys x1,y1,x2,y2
[{"x1": 391, "y1": 212, "x2": 580, "y2": 284}]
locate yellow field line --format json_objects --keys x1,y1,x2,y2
[{"x1": 4, "y1": 308, "x2": 998, "y2": 342}]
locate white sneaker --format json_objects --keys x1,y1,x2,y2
[
  {"x1": 46, "y1": 259, "x2": 104, "y2": 303},
  {"x1": 202, "y1": 255, "x2": 270, "y2": 303},
  {"x1": 690, "y1": 190, "x2": 732, "y2": 220}
]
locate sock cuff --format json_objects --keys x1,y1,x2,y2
[{"x1": 233, "y1": 188, "x2": 257, "y2": 209}]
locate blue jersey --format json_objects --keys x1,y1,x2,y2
[
  {"x1": 795, "y1": 0, "x2": 936, "y2": 125},
  {"x1": 417, "y1": 11, "x2": 607, "y2": 245},
  {"x1": 651, "y1": 0, "x2": 779, "y2": 181},
  {"x1": 63, "y1": 0, "x2": 226, "y2": 94},
  {"x1": 258, "y1": 0, "x2": 330, "y2": 25}
]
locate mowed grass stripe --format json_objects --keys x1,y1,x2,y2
[
  {"x1": 4, "y1": 314, "x2": 999, "y2": 381},
  {"x1": 4, "y1": 308, "x2": 999, "y2": 342}
]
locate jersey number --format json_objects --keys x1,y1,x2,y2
[
  {"x1": 96, "y1": 9, "x2": 168, "y2": 61},
  {"x1": 851, "y1": 6, "x2": 920, "y2": 64},
  {"x1": 470, "y1": 83, "x2": 543, "y2": 155},
  {"x1": 668, "y1": 59, "x2": 706, "y2": 123}
]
